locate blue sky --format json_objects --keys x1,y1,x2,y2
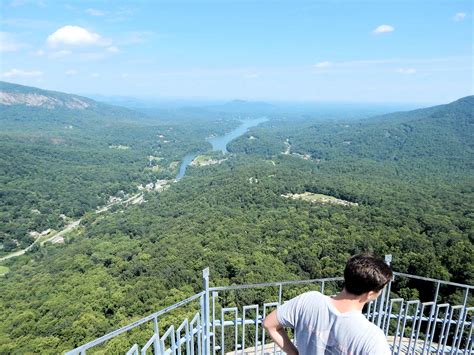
[{"x1": 0, "y1": 0, "x2": 472, "y2": 103}]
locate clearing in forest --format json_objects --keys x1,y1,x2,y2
[
  {"x1": 108, "y1": 145, "x2": 130, "y2": 150},
  {"x1": 191, "y1": 155, "x2": 227, "y2": 167},
  {"x1": 0, "y1": 266, "x2": 10, "y2": 276},
  {"x1": 281, "y1": 192, "x2": 358, "y2": 206}
]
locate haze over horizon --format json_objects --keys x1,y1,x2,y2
[
  {"x1": 1, "y1": 2, "x2": 473, "y2": 354},
  {"x1": 1, "y1": 0, "x2": 472, "y2": 104}
]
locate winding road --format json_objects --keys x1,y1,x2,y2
[
  {"x1": 1, "y1": 118, "x2": 268, "y2": 263},
  {"x1": 0, "y1": 220, "x2": 81, "y2": 262}
]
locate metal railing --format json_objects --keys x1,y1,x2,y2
[{"x1": 66, "y1": 257, "x2": 473, "y2": 354}]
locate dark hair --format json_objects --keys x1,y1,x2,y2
[{"x1": 343, "y1": 254, "x2": 393, "y2": 295}]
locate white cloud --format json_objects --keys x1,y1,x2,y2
[
  {"x1": 65, "y1": 69, "x2": 77, "y2": 76},
  {"x1": 2, "y1": 68, "x2": 43, "y2": 78},
  {"x1": 372, "y1": 25, "x2": 395, "y2": 34},
  {"x1": 47, "y1": 25, "x2": 111, "y2": 47},
  {"x1": 90, "y1": 73, "x2": 100, "y2": 78},
  {"x1": 397, "y1": 68, "x2": 416, "y2": 74},
  {"x1": 314, "y1": 61, "x2": 332, "y2": 68},
  {"x1": 453, "y1": 12, "x2": 466, "y2": 21},
  {"x1": 86, "y1": 8, "x2": 105, "y2": 16},
  {"x1": 0, "y1": 32, "x2": 26, "y2": 52},
  {"x1": 34, "y1": 49, "x2": 45, "y2": 56}
]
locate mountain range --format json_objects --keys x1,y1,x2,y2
[{"x1": 0, "y1": 81, "x2": 472, "y2": 354}]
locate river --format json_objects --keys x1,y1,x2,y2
[
  {"x1": 175, "y1": 117, "x2": 268, "y2": 180},
  {"x1": 0, "y1": 117, "x2": 267, "y2": 262}
]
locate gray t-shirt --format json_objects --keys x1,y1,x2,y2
[{"x1": 277, "y1": 291, "x2": 391, "y2": 355}]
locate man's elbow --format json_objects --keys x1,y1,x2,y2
[
  {"x1": 263, "y1": 310, "x2": 279, "y2": 330},
  {"x1": 262, "y1": 315, "x2": 271, "y2": 330}
]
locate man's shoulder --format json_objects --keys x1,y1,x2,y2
[
  {"x1": 350, "y1": 313, "x2": 386, "y2": 334},
  {"x1": 277, "y1": 290, "x2": 329, "y2": 328},
  {"x1": 292, "y1": 291, "x2": 328, "y2": 312},
  {"x1": 297, "y1": 290, "x2": 326, "y2": 300},
  {"x1": 367, "y1": 320, "x2": 388, "y2": 339},
  {"x1": 362, "y1": 317, "x2": 385, "y2": 333},
  {"x1": 364, "y1": 323, "x2": 391, "y2": 353},
  {"x1": 356, "y1": 318, "x2": 390, "y2": 349},
  {"x1": 343, "y1": 315, "x2": 389, "y2": 353}
]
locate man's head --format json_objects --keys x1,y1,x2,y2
[{"x1": 343, "y1": 254, "x2": 392, "y2": 298}]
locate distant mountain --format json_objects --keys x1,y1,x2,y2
[
  {"x1": 361, "y1": 95, "x2": 474, "y2": 156},
  {"x1": 0, "y1": 81, "x2": 98, "y2": 110},
  {"x1": 371, "y1": 95, "x2": 472, "y2": 128},
  {"x1": 100, "y1": 98, "x2": 277, "y2": 122},
  {"x1": 237, "y1": 95, "x2": 474, "y2": 173},
  {"x1": 0, "y1": 81, "x2": 145, "y2": 127},
  {"x1": 308, "y1": 96, "x2": 474, "y2": 167},
  {"x1": 205, "y1": 99, "x2": 276, "y2": 115},
  {"x1": 137, "y1": 99, "x2": 276, "y2": 119}
]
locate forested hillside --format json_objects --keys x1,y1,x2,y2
[
  {"x1": 0, "y1": 93, "x2": 472, "y2": 353},
  {"x1": 229, "y1": 96, "x2": 474, "y2": 174},
  {"x1": 0, "y1": 82, "x2": 239, "y2": 254}
]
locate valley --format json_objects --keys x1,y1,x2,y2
[
  {"x1": 0, "y1": 82, "x2": 472, "y2": 354},
  {"x1": 1, "y1": 2, "x2": 471, "y2": 353},
  {"x1": 0, "y1": 85, "x2": 269, "y2": 261}
]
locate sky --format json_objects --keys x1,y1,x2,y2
[{"x1": 0, "y1": 0, "x2": 472, "y2": 103}]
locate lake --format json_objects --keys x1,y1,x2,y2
[{"x1": 175, "y1": 117, "x2": 268, "y2": 180}]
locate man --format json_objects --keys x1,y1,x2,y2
[{"x1": 263, "y1": 254, "x2": 393, "y2": 354}]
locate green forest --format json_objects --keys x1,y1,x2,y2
[
  {"x1": 0, "y1": 82, "x2": 472, "y2": 354},
  {"x1": 0, "y1": 83, "x2": 239, "y2": 253}
]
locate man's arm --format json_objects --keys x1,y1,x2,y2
[{"x1": 263, "y1": 310, "x2": 299, "y2": 355}]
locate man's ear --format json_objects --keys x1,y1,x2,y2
[{"x1": 366, "y1": 290, "x2": 382, "y2": 302}]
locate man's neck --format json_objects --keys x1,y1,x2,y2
[{"x1": 329, "y1": 289, "x2": 367, "y2": 313}]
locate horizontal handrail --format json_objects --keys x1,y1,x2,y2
[
  {"x1": 393, "y1": 272, "x2": 474, "y2": 290},
  {"x1": 210, "y1": 272, "x2": 473, "y2": 292},
  {"x1": 210, "y1": 276, "x2": 343, "y2": 291}
]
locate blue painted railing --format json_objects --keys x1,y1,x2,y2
[{"x1": 66, "y1": 257, "x2": 473, "y2": 354}]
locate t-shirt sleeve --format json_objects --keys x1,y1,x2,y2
[{"x1": 276, "y1": 294, "x2": 304, "y2": 329}]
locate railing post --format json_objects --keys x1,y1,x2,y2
[
  {"x1": 377, "y1": 254, "x2": 392, "y2": 327},
  {"x1": 433, "y1": 282, "x2": 440, "y2": 303},
  {"x1": 212, "y1": 291, "x2": 218, "y2": 355},
  {"x1": 153, "y1": 316, "x2": 160, "y2": 354},
  {"x1": 454, "y1": 287, "x2": 470, "y2": 351},
  {"x1": 385, "y1": 254, "x2": 392, "y2": 266},
  {"x1": 278, "y1": 284, "x2": 282, "y2": 305},
  {"x1": 203, "y1": 268, "x2": 210, "y2": 355}
]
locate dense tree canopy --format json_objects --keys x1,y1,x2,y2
[{"x1": 0, "y1": 89, "x2": 472, "y2": 353}]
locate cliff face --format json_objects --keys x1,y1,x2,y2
[
  {"x1": 0, "y1": 91, "x2": 92, "y2": 109},
  {"x1": 0, "y1": 81, "x2": 145, "y2": 124}
]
